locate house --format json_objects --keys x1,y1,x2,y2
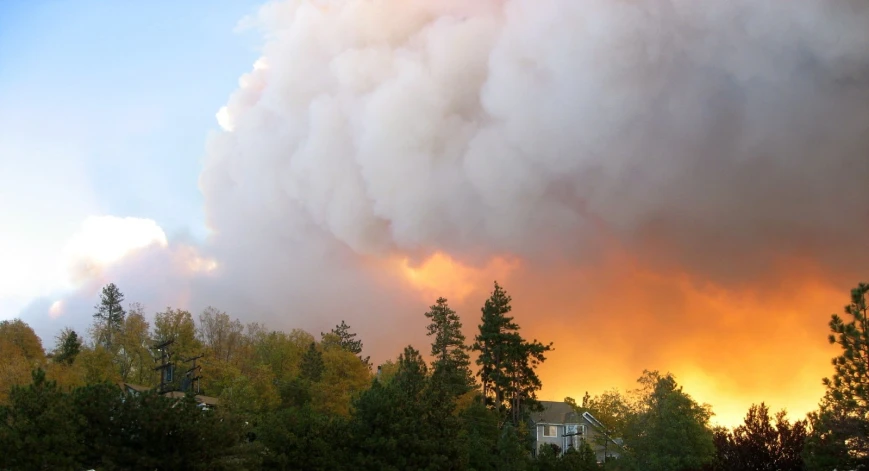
[{"x1": 530, "y1": 400, "x2": 622, "y2": 463}]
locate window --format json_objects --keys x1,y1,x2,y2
[{"x1": 543, "y1": 425, "x2": 557, "y2": 437}]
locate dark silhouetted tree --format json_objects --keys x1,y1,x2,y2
[
  {"x1": 714, "y1": 402, "x2": 807, "y2": 471},
  {"x1": 805, "y1": 282, "x2": 869, "y2": 470},
  {"x1": 623, "y1": 370, "x2": 715, "y2": 471},
  {"x1": 473, "y1": 281, "x2": 552, "y2": 426},
  {"x1": 93, "y1": 283, "x2": 126, "y2": 349},
  {"x1": 53, "y1": 328, "x2": 82, "y2": 366},
  {"x1": 425, "y1": 297, "x2": 473, "y2": 396}
]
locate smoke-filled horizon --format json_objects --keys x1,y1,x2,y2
[{"x1": 20, "y1": 0, "x2": 869, "y2": 426}]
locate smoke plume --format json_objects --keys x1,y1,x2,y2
[{"x1": 28, "y1": 0, "x2": 869, "y2": 426}]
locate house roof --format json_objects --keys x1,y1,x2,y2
[
  {"x1": 161, "y1": 391, "x2": 220, "y2": 406},
  {"x1": 531, "y1": 401, "x2": 581, "y2": 424},
  {"x1": 121, "y1": 382, "x2": 152, "y2": 393}
]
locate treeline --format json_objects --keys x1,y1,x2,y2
[{"x1": 0, "y1": 281, "x2": 868, "y2": 471}]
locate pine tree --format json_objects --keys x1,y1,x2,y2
[
  {"x1": 425, "y1": 297, "x2": 473, "y2": 396},
  {"x1": 322, "y1": 320, "x2": 370, "y2": 366},
  {"x1": 93, "y1": 283, "x2": 126, "y2": 349},
  {"x1": 472, "y1": 281, "x2": 552, "y2": 426},
  {"x1": 807, "y1": 282, "x2": 869, "y2": 469}
]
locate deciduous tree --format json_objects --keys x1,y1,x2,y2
[
  {"x1": 116, "y1": 303, "x2": 153, "y2": 385},
  {"x1": 623, "y1": 370, "x2": 715, "y2": 471},
  {"x1": 197, "y1": 306, "x2": 244, "y2": 364}
]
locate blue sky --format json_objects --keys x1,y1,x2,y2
[{"x1": 0, "y1": 0, "x2": 264, "y2": 316}]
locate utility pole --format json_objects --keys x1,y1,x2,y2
[
  {"x1": 152, "y1": 339, "x2": 175, "y2": 393},
  {"x1": 182, "y1": 354, "x2": 204, "y2": 394}
]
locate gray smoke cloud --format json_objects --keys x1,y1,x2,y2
[{"x1": 203, "y1": 0, "x2": 869, "y2": 287}]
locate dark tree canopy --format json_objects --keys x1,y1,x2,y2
[
  {"x1": 714, "y1": 402, "x2": 807, "y2": 471},
  {"x1": 623, "y1": 370, "x2": 715, "y2": 471},
  {"x1": 299, "y1": 342, "x2": 324, "y2": 382}
]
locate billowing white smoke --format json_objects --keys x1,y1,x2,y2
[{"x1": 203, "y1": 0, "x2": 869, "y2": 294}]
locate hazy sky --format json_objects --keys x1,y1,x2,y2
[{"x1": 0, "y1": 0, "x2": 261, "y2": 315}]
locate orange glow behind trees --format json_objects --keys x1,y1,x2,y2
[{"x1": 395, "y1": 250, "x2": 843, "y2": 428}]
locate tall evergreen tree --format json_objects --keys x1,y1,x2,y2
[
  {"x1": 805, "y1": 282, "x2": 869, "y2": 469},
  {"x1": 425, "y1": 297, "x2": 473, "y2": 396},
  {"x1": 472, "y1": 281, "x2": 552, "y2": 426},
  {"x1": 93, "y1": 283, "x2": 126, "y2": 349}
]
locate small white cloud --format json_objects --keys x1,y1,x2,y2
[
  {"x1": 63, "y1": 215, "x2": 169, "y2": 284},
  {"x1": 48, "y1": 300, "x2": 64, "y2": 319}
]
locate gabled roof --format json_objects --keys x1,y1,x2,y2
[{"x1": 530, "y1": 401, "x2": 581, "y2": 424}]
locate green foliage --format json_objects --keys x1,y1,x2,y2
[
  {"x1": 809, "y1": 282, "x2": 869, "y2": 468},
  {"x1": 11, "y1": 280, "x2": 864, "y2": 471},
  {"x1": 53, "y1": 327, "x2": 82, "y2": 366},
  {"x1": 197, "y1": 306, "x2": 245, "y2": 364},
  {"x1": 560, "y1": 443, "x2": 599, "y2": 471},
  {"x1": 496, "y1": 422, "x2": 532, "y2": 471},
  {"x1": 93, "y1": 283, "x2": 126, "y2": 349},
  {"x1": 803, "y1": 400, "x2": 861, "y2": 471},
  {"x1": 713, "y1": 402, "x2": 807, "y2": 471},
  {"x1": 153, "y1": 307, "x2": 202, "y2": 360},
  {"x1": 534, "y1": 442, "x2": 599, "y2": 471},
  {"x1": 460, "y1": 399, "x2": 501, "y2": 471},
  {"x1": 568, "y1": 389, "x2": 630, "y2": 461},
  {"x1": 257, "y1": 405, "x2": 347, "y2": 470},
  {"x1": 300, "y1": 342, "x2": 324, "y2": 382},
  {"x1": 350, "y1": 345, "x2": 467, "y2": 470},
  {"x1": 0, "y1": 369, "x2": 81, "y2": 470},
  {"x1": 622, "y1": 370, "x2": 715, "y2": 471},
  {"x1": 425, "y1": 296, "x2": 474, "y2": 397},
  {"x1": 322, "y1": 320, "x2": 370, "y2": 366},
  {"x1": 472, "y1": 281, "x2": 553, "y2": 426},
  {"x1": 0, "y1": 371, "x2": 255, "y2": 471},
  {"x1": 116, "y1": 304, "x2": 154, "y2": 384}
]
